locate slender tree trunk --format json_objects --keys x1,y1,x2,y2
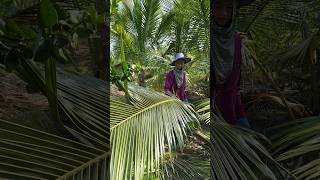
[{"x1": 95, "y1": 0, "x2": 109, "y2": 80}]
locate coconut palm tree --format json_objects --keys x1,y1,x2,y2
[{"x1": 111, "y1": 0, "x2": 210, "y2": 88}]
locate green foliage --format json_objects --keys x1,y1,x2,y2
[
  {"x1": 0, "y1": 1, "x2": 110, "y2": 178},
  {"x1": 45, "y1": 57, "x2": 59, "y2": 121},
  {"x1": 110, "y1": 84, "x2": 199, "y2": 179},
  {"x1": 271, "y1": 116, "x2": 320, "y2": 179},
  {"x1": 160, "y1": 157, "x2": 208, "y2": 180},
  {"x1": 0, "y1": 65, "x2": 108, "y2": 179},
  {"x1": 0, "y1": 1, "x2": 103, "y2": 128},
  {"x1": 39, "y1": 0, "x2": 59, "y2": 29},
  {"x1": 111, "y1": 0, "x2": 210, "y2": 92},
  {"x1": 2, "y1": 19, "x2": 37, "y2": 40},
  {"x1": 194, "y1": 98, "x2": 290, "y2": 180},
  {"x1": 209, "y1": 121, "x2": 289, "y2": 180}
]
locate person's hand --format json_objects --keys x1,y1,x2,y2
[
  {"x1": 183, "y1": 99, "x2": 191, "y2": 104},
  {"x1": 165, "y1": 90, "x2": 173, "y2": 96},
  {"x1": 235, "y1": 117, "x2": 251, "y2": 129}
]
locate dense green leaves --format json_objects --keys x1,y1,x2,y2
[
  {"x1": 3, "y1": 20, "x2": 37, "y2": 40},
  {"x1": 5, "y1": 20, "x2": 22, "y2": 37},
  {"x1": 111, "y1": 0, "x2": 210, "y2": 92},
  {"x1": 271, "y1": 117, "x2": 320, "y2": 180},
  {"x1": 39, "y1": 0, "x2": 58, "y2": 29},
  {"x1": 0, "y1": 1, "x2": 110, "y2": 178}
]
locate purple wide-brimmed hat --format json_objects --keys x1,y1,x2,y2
[
  {"x1": 170, "y1": 53, "x2": 191, "y2": 66},
  {"x1": 239, "y1": 0, "x2": 255, "y2": 7}
]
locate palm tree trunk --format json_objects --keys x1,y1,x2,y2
[{"x1": 95, "y1": 0, "x2": 108, "y2": 80}]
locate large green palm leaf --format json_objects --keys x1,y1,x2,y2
[
  {"x1": 270, "y1": 116, "x2": 320, "y2": 180},
  {"x1": 193, "y1": 98, "x2": 210, "y2": 124},
  {"x1": 160, "y1": 157, "x2": 208, "y2": 180},
  {"x1": 209, "y1": 122, "x2": 288, "y2": 180},
  {"x1": 0, "y1": 61, "x2": 109, "y2": 179},
  {"x1": 16, "y1": 58, "x2": 108, "y2": 150},
  {"x1": 110, "y1": 84, "x2": 199, "y2": 179},
  {"x1": 195, "y1": 99, "x2": 290, "y2": 180},
  {"x1": 0, "y1": 119, "x2": 108, "y2": 180},
  {"x1": 56, "y1": 71, "x2": 108, "y2": 150},
  {"x1": 0, "y1": 59, "x2": 108, "y2": 179}
]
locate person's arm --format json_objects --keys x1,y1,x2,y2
[{"x1": 164, "y1": 71, "x2": 174, "y2": 96}]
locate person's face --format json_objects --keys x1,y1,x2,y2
[
  {"x1": 175, "y1": 59, "x2": 184, "y2": 70},
  {"x1": 213, "y1": 0, "x2": 234, "y2": 27}
]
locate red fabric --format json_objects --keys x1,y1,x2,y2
[
  {"x1": 164, "y1": 70, "x2": 187, "y2": 101},
  {"x1": 212, "y1": 33, "x2": 246, "y2": 124}
]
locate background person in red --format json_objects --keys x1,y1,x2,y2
[
  {"x1": 211, "y1": 0, "x2": 255, "y2": 128},
  {"x1": 164, "y1": 53, "x2": 191, "y2": 102}
]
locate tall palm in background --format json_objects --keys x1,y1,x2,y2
[{"x1": 111, "y1": 0, "x2": 210, "y2": 90}]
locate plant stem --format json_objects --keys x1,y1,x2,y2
[{"x1": 45, "y1": 57, "x2": 61, "y2": 123}]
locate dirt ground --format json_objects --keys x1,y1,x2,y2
[
  {"x1": 0, "y1": 69, "x2": 48, "y2": 119},
  {"x1": 0, "y1": 41, "x2": 93, "y2": 119}
]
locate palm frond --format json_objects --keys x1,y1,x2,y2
[
  {"x1": 0, "y1": 58, "x2": 108, "y2": 179},
  {"x1": 238, "y1": 0, "x2": 305, "y2": 33},
  {"x1": 0, "y1": 119, "x2": 108, "y2": 180},
  {"x1": 17, "y1": 58, "x2": 108, "y2": 150},
  {"x1": 189, "y1": 97, "x2": 288, "y2": 179},
  {"x1": 110, "y1": 84, "x2": 199, "y2": 180},
  {"x1": 268, "y1": 36, "x2": 314, "y2": 71},
  {"x1": 4, "y1": 0, "x2": 95, "y2": 23},
  {"x1": 270, "y1": 116, "x2": 320, "y2": 180},
  {"x1": 193, "y1": 98, "x2": 210, "y2": 124},
  {"x1": 56, "y1": 70, "x2": 109, "y2": 150},
  {"x1": 160, "y1": 157, "x2": 207, "y2": 180},
  {"x1": 210, "y1": 121, "x2": 289, "y2": 180}
]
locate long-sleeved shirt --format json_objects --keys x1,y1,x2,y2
[
  {"x1": 164, "y1": 70, "x2": 187, "y2": 101},
  {"x1": 211, "y1": 32, "x2": 246, "y2": 124}
]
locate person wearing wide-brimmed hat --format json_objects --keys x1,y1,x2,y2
[
  {"x1": 164, "y1": 53, "x2": 191, "y2": 101},
  {"x1": 211, "y1": 0, "x2": 255, "y2": 128}
]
